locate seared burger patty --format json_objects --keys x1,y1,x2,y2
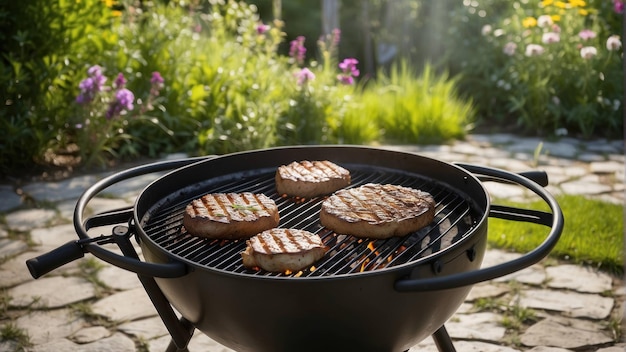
[
  {"x1": 241, "y1": 228, "x2": 328, "y2": 272},
  {"x1": 275, "y1": 160, "x2": 350, "y2": 198},
  {"x1": 320, "y1": 183, "x2": 436, "y2": 239},
  {"x1": 183, "y1": 193, "x2": 279, "y2": 239}
]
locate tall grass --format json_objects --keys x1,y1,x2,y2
[{"x1": 362, "y1": 62, "x2": 474, "y2": 144}]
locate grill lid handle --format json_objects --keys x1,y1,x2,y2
[{"x1": 394, "y1": 164, "x2": 564, "y2": 292}]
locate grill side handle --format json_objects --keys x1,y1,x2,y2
[
  {"x1": 26, "y1": 157, "x2": 212, "y2": 279},
  {"x1": 394, "y1": 164, "x2": 564, "y2": 292}
]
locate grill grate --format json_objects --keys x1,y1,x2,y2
[{"x1": 140, "y1": 167, "x2": 482, "y2": 277}]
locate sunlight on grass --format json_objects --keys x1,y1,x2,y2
[{"x1": 488, "y1": 194, "x2": 624, "y2": 275}]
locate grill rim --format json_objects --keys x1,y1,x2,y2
[{"x1": 133, "y1": 145, "x2": 491, "y2": 280}]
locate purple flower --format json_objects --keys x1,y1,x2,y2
[
  {"x1": 114, "y1": 73, "x2": 126, "y2": 88},
  {"x1": 256, "y1": 22, "x2": 270, "y2": 34},
  {"x1": 614, "y1": 0, "x2": 624, "y2": 13},
  {"x1": 337, "y1": 58, "x2": 360, "y2": 85},
  {"x1": 151, "y1": 71, "x2": 164, "y2": 86},
  {"x1": 295, "y1": 67, "x2": 315, "y2": 85},
  {"x1": 289, "y1": 36, "x2": 307, "y2": 65},
  {"x1": 578, "y1": 29, "x2": 596, "y2": 40},
  {"x1": 337, "y1": 74, "x2": 354, "y2": 85},
  {"x1": 106, "y1": 88, "x2": 134, "y2": 119}
]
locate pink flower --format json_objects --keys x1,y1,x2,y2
[
  {"x1": 614, "y1": 0, "x2": 624, "y2": 13},
  {"x1": 580, "y1": 46, "x2": 597, "y2": 59},
  {"x1": 295, "y1": 67, "x2": 315, "y2": 85},
  {"x1": 537, "y1": 15, "x2": 553, "y2": 28},
  {"x1": 337, "y1": 58, "x2": 360, "y2": 85},
  {"x1": 503, "y1": 42, "x2": 517, "y2": 56},
  {"x1": 289, "y1": 36, "x2": 307, "y2": 65},
  {"x1": 578, "y1": 29, "x2": 597, "y2": 40},
  {"x1": 257, "y1": 22, "x2": 270, "y2": 34},
  {"x1": 525, "y1": 44, "x2": 545, "y2": 57},
  {"x1": 606, "y1": 35, "x2": 622, "y2": 51},
  {"x1": 542, "y1": 32, "x2": 560, "y2": 44}
]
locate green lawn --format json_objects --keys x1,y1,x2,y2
[{"x1": 488, "y1": 194, "x2": 623, "y2": 275}]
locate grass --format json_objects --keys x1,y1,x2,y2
[{"x1": 488, "y1": 194, "x2": 624, "y2": 275}]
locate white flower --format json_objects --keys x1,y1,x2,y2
[
  {"x1": 613, "y1": 99, "x2": 621, "y2": 111},
  {"x1": 537, "y1": 15, "x2": 553, "y2": 28},
  {"x1": 525, "y1": 44, "x2": 545, "y2": 57},
  {"x1": 503, "y1": 42, "x2": 517, "y2": 56},
  {"x1": 481, "y1": 25, "x2": 492, "y2": 36},
  {"x1": 542, "y1": 32, "x2": 560, "y2": 44},
  {"x1": 493, "y1": 29, "x2": 505, "y2": 37},
  {"x1": 580, "y1": 46, "x2": 598, "y2": 59},
  {"x1": 606, "y1": 35, "x2": 622, "y2": 51}
]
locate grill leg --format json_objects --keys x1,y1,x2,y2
[
  {"x1": 112, "y1": 227, "x2": 195, "y2": 351},
  {"x1": 432, "y1": 325, "x2": 456, "y2": 352}
]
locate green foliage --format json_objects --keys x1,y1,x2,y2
[
  {"x1": 0, "y1": 0, "x2": 116, "y2": 174},
  {"x1": 488, "y1": 194, "x2": 624, "y2": 275},
  {"x1": 0, "y1": 0, "x2": 473, "y2": 176},
  {"x1": 445, "y1": 0, "x2": 623, "y2": 137},
  {"x1": 369, "y1": 62, "x2": 474, "y2": 144}
]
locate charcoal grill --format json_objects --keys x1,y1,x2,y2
[{"x1": 26, "y1": 145, "x2": 564, "y2": 352}]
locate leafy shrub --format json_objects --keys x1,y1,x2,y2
[
  {"x1": 0, "y1": 0, "x2": 474, "y2": 176},
  {"x1": 0, "y1": 0, "x2": 116, "y2": 173},
  {"x1": 446, "y1": 0, "x2": 623, "y2": 137}
]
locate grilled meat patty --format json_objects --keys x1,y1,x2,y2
[
  {"x1": 320, "y1": 183, "x2": 436, "y2": 239},
  {"x1": 275, "y1": 160, "x2": 351, "y2": 198},
  {"x1": 183, "y1": 193, "x2": 279, "y2": 239},
  {"x1": 241, "y1": 228, "x2": 328, "y2": 272}
]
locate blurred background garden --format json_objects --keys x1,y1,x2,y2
[{"x1": 0, "y1": 0, "x2": 623, "y2": 177}]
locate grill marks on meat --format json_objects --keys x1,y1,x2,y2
[
  {"x1": 241, "y1": 229, "x2": 328, "y2": 272},
  {"x1": 320, "y1": 183, "x2": 436, "y2": 239},
  {"x1": 183, "y1": 193, "x2": 279, "y2": 239},
  {"x1": 275, "y1": 160, "x2": 350, "y2": 198}
]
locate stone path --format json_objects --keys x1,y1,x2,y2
[{"x1": 0, "y1": 133, "x2": 623, "y2": 351}]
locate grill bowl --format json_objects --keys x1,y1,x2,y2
[{"x1": 134, "y1": 146, "x2": 490, "y2": 352}]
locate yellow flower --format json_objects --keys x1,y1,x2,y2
[
  {"x1": 540, "y1": 0, "x2": 554, "y2": 6},
  {"x1": 102, "y1": 0, "x2": 117, "y2": 8},
  {"x1": 568, "y1": 0, "x2": 586, "y2": 7},
  {"x1": 555, "y1": 1, "x2": 569, "y2": 8},
  {"x1": 112, "y1": 10, "x2": 123, "y2": 17},
  {"x1": 551, "y1": 14, "x2": 561, "y2": 22},
  {"x1": 522, "y1": 17, "x2": 538, "y2": 28}
]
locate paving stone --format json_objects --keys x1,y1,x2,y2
[
  {"x1": 0, "y1": 238, "x2": 29, "y2": 259},
  {"x1": 31, "y1": 333, "x2": 136, "y2": 352},
  {"x1": 596, "y1": 347, "x2": 626, "y2": 352},
  {"x1": 15, "y1": 308, "x2": 85, "y2": 345},
  {"x1": 494, "y1": 264, "x2": 547, "y2": 285},
  {"x1": 22, "y1": 174, "x2": 99, "y2": 203},
  {"x1": 590, "y1": 160, "x2": 625, "y2": 174},
  {"x1": 0, "y1": 251, "x2": 46, "y2": 288},
  {"x1": 542, "y1": 141, "x2": 580, "y2": 159},
  {"x1": 91, "y1": 287, "x2": 157, "y2": 322},
  {"x1": 446, "y1": 312, "x2": 507, "y2": 341},
  {"x1": 97, "y1": 265, "x2": 143, "y2": 290},
  {"x1": 86, "y1": 197, "x2": 133, "y2": 216},
  {"x1": 545, "y1": 264, "x2": 614, "y2": 293},
  {"x1": 466, "y1": 283, "x2": 510, "y2": 301},
  {"x1": 5, "y1": 208, "x2": 57, "y2": 232},
  {"x1": 560, "y1": 180, "x2": 613, "y2": 195},
  {"x1": 70, "y1": 326, "x2": 112, "y2": 344},
  {"x1": 29, "y1": 223, "x2": 80, "y2": 251},
  {"x1": 521, "y1": 317, "x2": 614, "y2": 349},
  {"x1": 0, "y1": 184, "x2": 22, "y2": 212},
  {"x1": 527, "y1": 347, "x2": 574, "y2": 352},
  {"x1": 9, "y1": 276, "x2": 95, "y2": 308},
  {"x1": 118, "y1": 316, "x2": 169, "y2": 340},
  {"x1": 516, "y1": 289, "x2": 614, "y2": 319},
  {"x1": 410, "y1": 336, "x2": 521, "y2": 351}
]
